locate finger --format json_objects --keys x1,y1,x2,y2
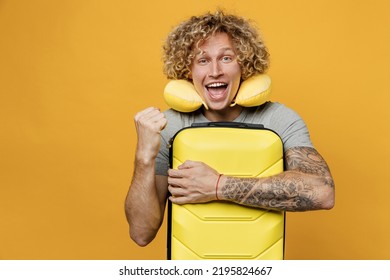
[
  {"x1": 155, "y1": 116, "x2": 167, "y2": 131},
  {"x1": 134, "y1": 107, "x2": 158, "y2": 121},
  {"x1": 169, "y1": 195, "x2": 188, "y2": 205},
  {"x1": 143, "y1": 110, "x2": 164, "y2": 123},
  {"x1": 168, "y1": 185, "x2": 186, "y2": 197},
  {"x1": 168, "y1": 168, "x2": 185, "y2": 178},
  {"x1": 135, "y1": 109, "x2": 166, "y2": 132},
  {"x1": 145, "y1": 112, "x2": 167, "y2": 130},
  {"x1": 135, "y1": 108, "x2": 165, "y2": 126},
  {"x1": 178, "y1": 160, "x2": 199, "y2": 170},
  {"x1": 167, "y1": 175, "x2": 186, "y2": 187}
]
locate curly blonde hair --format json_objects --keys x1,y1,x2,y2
[{"x1": 162, "y1": 10, "x2": 269, "y2": 80}]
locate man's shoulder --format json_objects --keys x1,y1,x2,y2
[
  {"x1": 261, "y1": 101, "x2": 300, "y2": 117},
  {"x1": 163, "y1": 108, "x2": 181, "y2": 118},
  {"x1": 246, "y1": 101, "x2": 293, "y2": 119},
  {"x1": 263, "y1": 101, "x2": 290, "y2": 111}
]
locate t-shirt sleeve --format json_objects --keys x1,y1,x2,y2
[
  {"x1": 270, "y1": 104, "x2": 314, "y2": 150},
  {"x1": 155, "y1": 109, "x2": 184, "y2": 176},
  {"x1": 155, "y1": 132, "x2": 170, "y2": 176}
]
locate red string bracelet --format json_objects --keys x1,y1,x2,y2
[{"x1": 215, "y1": 174, "x2": 223, "y2": 200}]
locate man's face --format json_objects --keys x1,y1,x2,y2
[{"x1": 190, "y1": 32, "x2": 242, "y2": 120}]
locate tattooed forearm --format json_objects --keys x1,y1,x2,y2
[
  {"x1": 220, "y1": 146, "x2": 335, "y2": 211},
  {"x1": 223, "y1": 174, "x2": 319, "y2": 211},
  {"x1": 223, "y1": 177, "x2": 258, "y2": 202}
]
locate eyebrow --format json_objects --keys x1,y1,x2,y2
[{"x1": 194, "y1": 47, "x2": 236, "y2": 57}]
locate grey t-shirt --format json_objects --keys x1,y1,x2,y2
[{"x1": 155, "y1": 101, "x2": 313, "y2": 176}]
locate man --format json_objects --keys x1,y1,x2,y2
[{"x1": 125, "y1": 10, "x2": 335, "y2": 247}]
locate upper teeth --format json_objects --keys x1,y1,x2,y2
[{"x1": 207, "y1": 83, "x2": 226, "y2": 88}]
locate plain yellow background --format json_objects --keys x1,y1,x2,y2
[{"x1": 1, "y1": 0, "x2": 389, "y2": 260}]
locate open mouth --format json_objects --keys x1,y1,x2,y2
[{"x1": 206, "y1": 82, "x2": 228, "y2": 99}]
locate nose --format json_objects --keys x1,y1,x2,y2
[{"x1": 208, "y1": 61, "x2": 223, "y2": 78}]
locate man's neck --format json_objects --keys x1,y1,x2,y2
[{"x1": 202, "y1": 105, "x2": 243, "y2": 122}]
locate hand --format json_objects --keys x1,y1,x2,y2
[
  {"x1": 168, "y1": 160, "x2": 220, "y2": 204},
  {"x1": 134, "y1": 107, "x2": 167, "y2": 161}
]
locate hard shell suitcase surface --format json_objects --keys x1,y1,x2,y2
[{"x1": 167, "y1": 122, "x2": 285, "y2": 260}]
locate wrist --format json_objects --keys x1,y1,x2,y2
[
  {"x1": 135, "y1": 152, "x2": 156, "y2": 167},
  {"x1": 215, "y1": 174, "x2": 225, "y2": 201}
]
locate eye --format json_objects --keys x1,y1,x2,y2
[
  {"x1": 197, "y1": 58, "x2": 208, "y2": 65},
  {"x1": 221, "y1": 56, "x2": 233, "y2": 63}
]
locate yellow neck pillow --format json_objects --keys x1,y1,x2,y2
[{"x1": 163, "y1": 74, "x2": 271, "y2": 112}]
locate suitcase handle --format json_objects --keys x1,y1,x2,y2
[{"x1": 191, "y1": 122, "x2": 264, "y2": 129}]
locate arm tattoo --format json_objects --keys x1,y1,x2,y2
[
  {"x1": 221, "y1": 146, "x2": 334, "y2": 211},
  {"x1": 286, "y1": 146, "x2": 335, "y2": 188}
]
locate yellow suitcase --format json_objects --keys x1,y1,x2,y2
[{"x1": 167, "y1": 122, "x2": 285, "y2": 260}]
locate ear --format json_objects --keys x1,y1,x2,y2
[{"x1": 163, "y1": 74, "x2": 271, "y2": 112}]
